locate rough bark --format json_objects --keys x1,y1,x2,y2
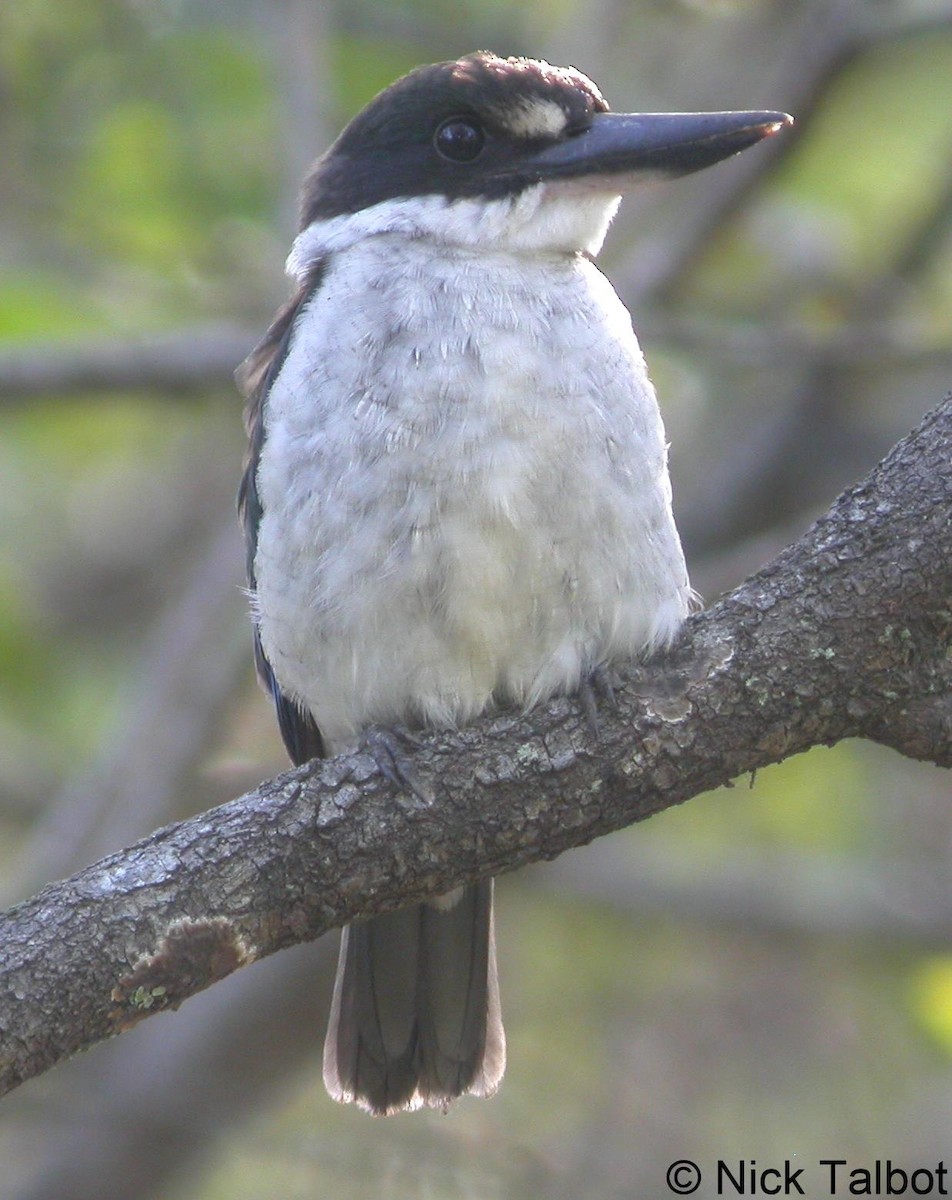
[{"x1": 1, "y1": 395, "x2": 950, "y2": 1098}]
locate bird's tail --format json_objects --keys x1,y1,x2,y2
[{"x1": 322, "y1": 879, "x2": 505, "y2": 1115}]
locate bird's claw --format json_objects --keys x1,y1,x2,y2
[
  {"x1": 578, "y1": 664, "x2": 617, "y2": 739},
  {"x1": 361, "y1": 724, "x2": 433, "y2": 803}
]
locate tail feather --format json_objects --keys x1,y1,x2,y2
[{"x1": 323, "y1": 879, "x2": 505, "y2": 1115}]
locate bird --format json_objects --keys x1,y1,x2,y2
[{"x1": 238, "y1": 51, "x2": 791, "y2": 1116}]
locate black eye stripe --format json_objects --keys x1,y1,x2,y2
[{"x1": 434, "y1": 117, "x2": 486, "y2": 163}]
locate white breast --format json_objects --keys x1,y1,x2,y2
[{"x1": 253, "y1": 220, "x2": 691, "y2": 751}]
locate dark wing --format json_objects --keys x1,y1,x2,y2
[{"x1": 237, "y1": 261, "x2": 327, "y2": 766}]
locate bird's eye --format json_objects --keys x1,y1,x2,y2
[{"x1": 434, "y1": 118, "x2": 485, "y2": 163}]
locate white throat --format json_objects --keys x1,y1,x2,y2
[{"x1": 288, "y1": 184, "x2": 622, "y2": 276}]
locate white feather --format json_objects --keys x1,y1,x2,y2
[
  {"x1": 287, "y1": 184, "x2": 622, "y2": 268},
  {"x1": 254, "y1": 188, "x2": 692, "y2": 750}
]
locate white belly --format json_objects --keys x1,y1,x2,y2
[{"x1": 253, "y1": 237, "x2": 691, "y2": 750}]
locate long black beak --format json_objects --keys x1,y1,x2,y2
[{"x1": 525, "y1": 110, "x2": 792, "y2": 183}]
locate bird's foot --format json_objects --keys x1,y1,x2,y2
[
  {"x1": 360, "y1": 724, "x2": 434, "y2": 804},
  {"x1": 578, "y1": 664, "x2": 617, "y2": 739}
]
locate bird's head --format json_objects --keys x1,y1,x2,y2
[{"x1": 294, "y1": 52, "x2": 791, "y2": 261}]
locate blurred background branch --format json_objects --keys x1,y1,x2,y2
[{"x1": 0, "y1": 326, "x2": 255, "y2": 403}]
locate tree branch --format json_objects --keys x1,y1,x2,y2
[
  {"x1": 1, "y1": 395, "x2": 950, "y2": 1097},
  {"x1": 0, "y1": 325, "x2": 255, "y2": 402}
]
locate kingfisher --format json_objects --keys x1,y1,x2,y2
[{"x1": 239, "y1": 50, "x2": 790, "y2": 1115}]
